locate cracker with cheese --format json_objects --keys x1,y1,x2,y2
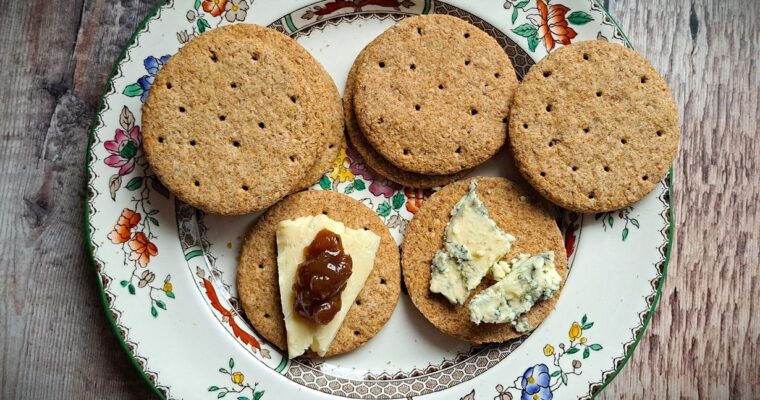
[
  {"x1": 402, "y1": 177, "x2": 568, "y2": 344},
  {"x1": 238, "y1": 190, "x2": 400, "y2": 357}
]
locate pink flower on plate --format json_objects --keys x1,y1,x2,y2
[
  {"x1": 346, "y1": 147, "x2": 400, "y2": 198},
  {"x1": 104, "y1": 126, "x2": 141, "y2": 176},
  {"x1": 368, "y1": 178, "x2": 399, "y2": 198}
]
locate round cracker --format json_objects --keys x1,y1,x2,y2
[
  {"x1": 353, "y1": 15, "x2": 518, "y2": 175},
  {"x1": 345, "y1": 48, "x2": 468, "y2": 188},
  {"x1": 294, "y1": 79, "x2": 346, "y2": 191},
  {"x1": 508, "y1": 40, "x2": 679, "y2": 213},
  {"x1": 237, "y1": 190, "x2": 400, "y2": 357},
  {"x1": 143, "y1": 24, "x2": 342, "y2": 215},
  {"x1": 401, "y1": 177, "x2": 567, "y2": 343}
]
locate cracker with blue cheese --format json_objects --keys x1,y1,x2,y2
[{"x1": 401, "y1": 177, "x2": 567, "y2": 343}]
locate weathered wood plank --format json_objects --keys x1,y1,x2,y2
[
  {"x1": 0, "y1": 0, "x2": 159, "y2": 399},
  {"x1": 599, "y1": 0, "x2": 760, "y2": 399},
  {"x1": 0, "y1": 0, "x2": 757, "y2": 399}
]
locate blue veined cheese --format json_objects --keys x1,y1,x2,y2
[
  {"x1": 429, "y1": 181, "x2": 516, "y2": 304},
  {"x1": 468, "y1": 252, "x2": 561, "y2": 331},
  {"x1": 429, "y1": 244, "x2": 470, "y2": 304}
]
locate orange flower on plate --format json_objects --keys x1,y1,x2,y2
[
  {"x1": 128, "y1": 232, "x2": 158, "y2": 267},
  {"x1": 108, "y1": 208, "x2": 141, "y2": 244},
  {"x1": 404, "y1": 188, "x2": 426, "y2": 214},
  {"x1": 531, "y1": 0, "x2": 577, "y2": 51},
  {"x1": 202, "y1": 0, "x2": 229, "y2": 17}
]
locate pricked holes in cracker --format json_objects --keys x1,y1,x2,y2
[
  {"x1": 642, "y1": 175, "x2": 649, "y2": 181},
  {"x1": 230, "y1": 82, "x2": 238, "y2": 89},
  {"x1": 464, "y1": 32, "x2": 471, "y2": 39},
  {"x1": 403, "y1": 148, "x2": 410, "y2": 155},
  {"x1": 354, "y1": 330, "x2": 361, "y2": 336},
  {"x1": 540, "y1": 171, "x2": 546, "y2": 177},
  {"x1": 415, "y1": 104, "x2": 421, "y2": 111},
  {"x1": 410, "y1": 64, "x2": 416, "y2": 71},
  {"x1": 355, "y1": 299, "x2": 362, "y2": 305},
  {"x1": 179, "y1": 106, "x2": 186, "y2": 113},
  {"x1": 502, "y1": 117, "x2": 509, "y2": 124},
  {"x1": 258, "y1": 121, "x2": 265, "y2": 129},
  {"x1": 258, "y1": 263, "x2": 264, "y2": 269},
  {"x1": 166, "y1": 82, "x2": 173, "y2": 89},
  {"x1": 543, "y1": 71, "x2": 552, "y2": 78},
  {"x1": 548, "y1": 139, "x2": 560, "y2": 147},
  {"x1": 378, "y1": 61, "x2": 386, "y2": 68},
  {"x1": 438, "y1": 83, "x2": 445, "y2": 90},
  {"x1": 494, "y1": 72, "x2": 501, "y2": 78},
  {"x1": 232, "y1": 140, "x2": 241, "y2": 148},
  {"x1": 523, "y1": 123, "x2": 529, "y2": 129},
  {"x1": 621, "y1": 138, "x2": 628, "y2": 144},
  {"x1": 656, "y1": 130, "x2": 664, "y2": 137},
  {"x1": 377, "y1": 117, "x2": 384, "y2": 124},
  {"x1": 328, "y1": 143, "x2": 335, "y2": 149},
  {"x1": 194, "y1": 180, "x2": 200, "y2": 187},
  {"x1": 251, "y1": 52, "x2": 260, "y2": 61},
  {"x1": 583, "y1": 53, "x2": 590, "y2": 61},
  {"x1": 470, "y1": 108, "x2": 479, "y2": 116},
  {"x1": 380, "y1": 278, "x2": 387, "y2": 285},
  {"x1": 417, "y1": 27, "x2": 423, "y2": 35},
  {"x1": 545, "y1": 104, "x2": 553, "y2": 112},
  {"x1": 641, "y1": 76, "x2": 648, "y2": 84},
  {"x1": 596, "y1": 90, "x2": 603, "y2": 97},
  {"x1": 583, "y1": 127, "x2": 590, "y2": 133},
  {"x1": 290, "y1": 95, "x2": 298, "y2": 103},
  {"x1": 242, "y1": 184, "x2": 250, "y2": 191},
  {"x1": 189, "y1": 140, "x2": 196, "y2": 146},
  {"x1": 464, "y1": 59, "x2": 471, "y2": 66},
  {"x1": 289, "y1": 155, "x2": 296, "y2": 162},
  {"x1": 219, "y1": 115, "x2": 226, "y2": 121},
  {"x1": 588, "y1": 192, "x2": 595, "y2": 199},
  {"x1": 209, "y1": 50, "x2": 218, "y2": 62},
  {"x1": 158, "y1": 137, "x2": 165, "y2": 143},
  {"x1": 571, "y1": 166, "x2": 578, "y2": 171},
  {"x1": 604, "y1": 166, "x2": 611, "y2": 172},
  {"x1": 455, "y1": 146, "x2": 463, "y2": 154},
  {"x1": 264, "y1": 312, "x2": 270, "y2": 318}
]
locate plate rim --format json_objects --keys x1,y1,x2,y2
[{"x1": 82, "y1": 1, "x2": 675, "y2": 398}]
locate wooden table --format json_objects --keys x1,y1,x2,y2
[{"x1": 1, "y1": 0, "x2": 757, "y2": 398}]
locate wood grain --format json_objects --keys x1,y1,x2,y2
[{"x1": 0, "y1": 0, "x2": 757, "y2": 399}]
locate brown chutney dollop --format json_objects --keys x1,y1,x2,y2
[{"x1": 294, "y1": 229, "x2": 353, "y2": 325}]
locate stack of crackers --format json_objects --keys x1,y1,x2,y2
[
  {"x1": 142, "y1": 24, "x2": 344, "y2": 215},
  {"x1": 345, "y1": 15, "x2": 520, "y2": 188}
]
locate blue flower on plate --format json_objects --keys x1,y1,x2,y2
[
  {"x1": 520, "y1": 364, "x2": 553, "y2": 400},
  {"x1": 136, "y1": 55, "x2": 170, "y2": 102}
]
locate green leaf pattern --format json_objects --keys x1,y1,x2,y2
[
  {"x1": 498, "y1": 315, "x2": 602, "y2": 397},
  {"x1": 207, "y1": 358, "x2": 263, "y2": 399}
]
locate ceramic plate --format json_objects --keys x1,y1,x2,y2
[{"x1": 85, "y1": 1, "x2": 673, "y2": 399}]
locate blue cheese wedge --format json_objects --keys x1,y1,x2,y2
[
  {"x1": 276, "y1": 214, "x2": 380, "y2": 358},
  {"x1": 468, "y1": 252, "x2": 561, "y2": 331},
  {"x1": 430, "y1": 243, "x2": 470, "y2": 304},
  {"x1": 429, "y1": 180, "x2": 516, "y2": 304}
]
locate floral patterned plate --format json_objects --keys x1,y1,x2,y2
[{"x1": 85, "y1": 1, "x2": 673, "y2": 399}]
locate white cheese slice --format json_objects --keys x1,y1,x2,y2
[{"x1": 276, "y1": 214, "x2": 380, "y2": 358}]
